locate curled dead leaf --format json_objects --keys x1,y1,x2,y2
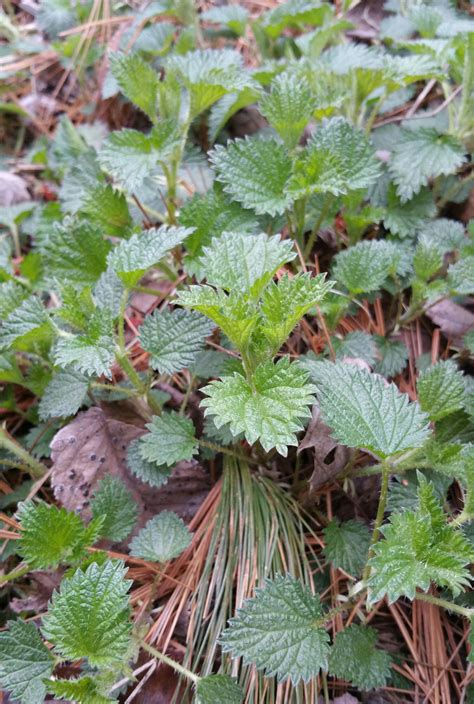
[{"x1": 299, "y1": 407, "x2": 350, "y2": 491}]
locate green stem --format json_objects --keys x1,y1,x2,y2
[
  {"x1": 0, "y1": 563, "x2": 30, "y2": 585},
  {"x1": 198, "y1": 438, "x2": 259, "y2": 466},
  {"x1": 457, "y1": 33, "x2": 474, "y2": 139},
  {"x1": 365, "y1": 93, "x2": 386, "y2": 134},
  {"x1": 132, "y1": 285, "x2": 163, "y2": 297},
  {"x1": 91, "y1": 382, "x2": 139, "y2": 397},
  {"x1": 304, "y1": 195, "x2": 332, "y2": 259},
  {"x1": 415, "y1": 592, "x2": 474, "y2": 618},
  {"x1": 140, "y1": 640, "x2": 199, "y2": 683},
  {"x1": 0, "y1": 428, "x2": 46, "y2": 479},
  {"x1": 363, "y1": 460, "x2": 390, "y2": 582}
]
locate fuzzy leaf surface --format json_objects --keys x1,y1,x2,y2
[
  {"x1": 98, "y1": 124, "x2": 179, "y2": 192},
  {"x1": 139, "y1": 308, "x2": 214, "y2": 374},
  {"x1": 202, "y1": 359, "x2": 315, "y2": 456},
  {"x1": 260, "y1": 72, "x2": 315, "y2": 149},
  {"x1": 417, "y1": 360, "x2": 466, "y2": 421},
  {"x1": 41, "y1": 560, "x2": 132, "y2": 666},
  {"x1": 195, "y1": 675, "x2": 243, "y2": 704},
  {"x1": 328, "y1": 625, "x2": 392, "y2": 690},
  {"x1": 448, "y1": 256, "x2": 474, "y2": 295},
  {"x1": 140, "y1": 412, "x2": 198, "y2": 466},
  {"x1": 260, "y1": 273, "x2": 332, "y2": 352},
  {"x1": 129, "y1": 511, "x2": 192, "y2": 562},
  {"x1": 0, "y1": 620, "x2": 54, "y2": 704},
  {"x1": 110, "y1": 52, "x2": 158, "y2": 121},
  {"x1": 220, "y1": 574, "x2": 330, "y2": 684},
  {"x1": 287, "y1": 117, "x2": 381, "y2": 198},
  {"x1": 43, "y1": 218, "x2": 110, "y2": 286},
  {"x1": 53, "y1": 309, "x2": 115, "y2": 378},
  {"x1": 17, "y1": 500, "x2": 100, "y2": 569},
  {"x1": 323, "y1": 519, "x2": 371, "y2": 576},
  {"x1": 332, "y1": 240, "x2": 399, "y2": 294},
  {"x1": 373, "y1": 336, "x2": 408, "y2": 377},
  {"x1": 91, "y1": 476, "x2": 137, "y2": 542},
  {"x1": 369, "y1": 478, "x2": 473, "y2": 602},
  {"x1": 312, "y1": 362, "x2": 430, "y2": 458},
  {"x1": 47, "y1": 676, "x2": 113, "y2": 704},
  {"x1": 176, "y1": 286, "x2": 259, "y2": 351},
  {"x1": 167, "y1": 49, "x2": 251, "y2": 117},
  {"x1": 39, "y1": 369, "x2": 89, "y2": 420},
  {"x1": 200, "y1": 232, "x2": 296, "y2": 298},
  {"x1": 210, "y1": 136, "x2": 293, "y2": 216},
  {"x1": 126, "y1": 438, "x2": 172, "y2": 488},
  {"x1": 109, "y1": 226, "x2": 193, "y2": 287},
  {"x1": 388, "y1": 128, "x2": 466, "y2": 202},
  {"x1": 0, "y1": 296, "x2": 52, "y2": 350}
]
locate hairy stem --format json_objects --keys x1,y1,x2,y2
[
  {"x1": 0, "y1": 428, "x2": 47, "y2": 478},
  {"x1": 140, "y1": 640, "x2": 199, "y2": 683},
  {"x1": 363, "y1": 459, "x2": 390, "y2": 582},
  {"x1": 415, "y1": 592, "x2": 474, "y2": 618},
  {"x1": 0, "y1": 563, "x2": 30, "y2": 585}
]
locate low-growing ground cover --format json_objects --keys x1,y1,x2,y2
[{"x1": 0, "y1": 0, "x2": 473, "y2": 702}]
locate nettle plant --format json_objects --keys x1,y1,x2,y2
[{"x1": 1, "y1": 0, "x2": 474, "y2": 701}]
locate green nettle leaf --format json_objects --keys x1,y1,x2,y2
[
  {"x1": 373, "y1": 335, "x2": 408, "y2": 378},
  {"x1": 179, "y1": 186, "x2": 258, "y2": 262},
  {"x1": 201, "y1": 5, "x2": 248, "y2": 35},
  {"x1": 0, "y1": 620, "x2": 54, "y2": 704},
  {"x1": 47, "y1": 676, "x2": 113, "y2": 704},
  {"x1": 0, "y1": 296, "x2": 52, "y2": 350},
  {"x1": 109, "y1": 226, "x2": 193, "y2": 287},
  {"x1": 43, "y1": 218, "x2": 111, "y2": 286},
  {"x1": 369, "y1": 477, "x2": 473, "y2": 603},
  {"x1": 260, "y1": 273, "x2": 333, "y2": 352},
  {"x1": 200, "y1": 232, "x2": 296, "y2": 298},
  {"x1": 413, "y1": 237, "x2": 443, "y2": 281},
  {"x1": 448, "y1": 256, "x2": 474, "y2": 295},
  {"x1": 129, "y1": 511, "x2": 192, "y2": 562},
  {"x1": 202, "y1": 358, "x2": 316, "y2": 456},
  {"x1": 176, "y1": 286, "x2": 259, "y2": 351},
  {"x1": 109, "y1": 51, "x2": 158, "y2": 122},
  {"x1": 383, "y1": 185, "x2": 436, "y2": 238},
  {"x1": 287, "y1": 117, "x2": 381, "y2": 199},
  {"x1": 195, "y1": 675, "x2": 244, "y2": 704},
  {"x1": 328, "y1": 625, "x2": 392, "y2": 690},
  {"x1": 98, "y1": 124, "x2": 179, "y2": 192},
  {"x1": 261, "y1": 0, "x2": 333, "y2": 38},
  {"x1": 167, "y1": 48, "x2": 252, "y2": 118},
  {"x1": 126, "y1": 438, "x2": 172, "y2": 488},
  {"x1": 323, "y1": 519, "x2": 371, "y2": 576},
  {"x1": 139, "y1": 307, "x2": 214, "y2": 374},
  {"x1": 388, "y1": 127, "x2": 467, "y2": 202},
  {"x1": 83, "y1": 184, "x2": 133, "y2": 238},
  {"x1": 312, "y1": 361, "x2": 430, "y2": 458},
  {"x1": 417, "y1": 360, "x2": 465, "y2": 421},
  {"x1": 91, "y1": 476, "x2": 137, "y2": 542},
  {"x1": 210, "y1": 136, "x2": 293, "y2": 216},
  {"x1": 41, "y1": 560, "x2": 132, "y2": 666},
  {"x1": 220, "y1": 574, "x2": 330, "y2": 684},
  {"x1": 17, "y1": 501, "x2": 100, "y2": 569},
  {"x1": 331, "y1": 331, "x2": 377, "y2": 366},
  {"x1": 332, "y1": 240, "x2": 399, "y2": 294},
  {"x1": 260, "y1": 72, "x2": 316, "y2": 149},
  {"x1": 53, "y1": 309, "x2": 116, "y2": 378},
  {"x1": 0, "y1": 280, "x2": 29, "y2": 319},
  {"x1": 140, "y1": 411, "x2": 198, "y2": 466},
  {"x1": 39, "y1": 369, "x2": 89, "y2": 420}
]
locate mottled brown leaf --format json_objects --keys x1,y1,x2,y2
[
  {"x1": 298, "y1": 407, "x2": 350, "y2": 491},
  {"x1": 50, "y1": 406, "x2": 210, "y2": 525},
  {"x1": 426, "y1": 299, "x2": 474, "y2": 344}
]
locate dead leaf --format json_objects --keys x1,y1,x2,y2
[
  {"x1": 10, "y1": 571, "x2": 62, "y2": 615},
  {"x1": 425, "y1": 299, "x2": 474, "y2": 344},
  {"x1": 346, "y1": 0, "x2": 385, "y2": 40},
  {"x1": 0, "y1": 172, "x2": 30, "y2": 206},
  {"x1": 50, "y1": 406, "x2": 210, "y2": 525},
  {"x1": 299, "y1": 407, "x2": 350, "y2": 491}
]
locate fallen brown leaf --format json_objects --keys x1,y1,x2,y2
[
  {"x1": 299, "y1": 407, "x2": 350, "y2": 491},
  {"x1": 50, "y1": 406, "x2": 210, "y2": 525},
  {"x1": 425, "y1": 299, "x2": 474, "y2": 344}
]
